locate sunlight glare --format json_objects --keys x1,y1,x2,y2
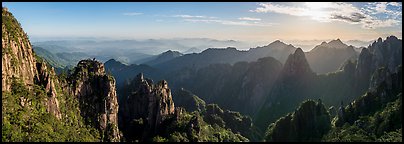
[
  {"x1": 304, "y1": 2, "x2": 332, "y2": 9},
  {"x1": 303, "y1": 2, "x2": 332, "y2": 22}
]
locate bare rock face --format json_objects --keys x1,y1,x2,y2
[
  {"x1": 355, "y1": 36, "x2": 402, "y2": 91},
  {"x1": 355, "y1": 48, "x2": 373, "y2": 89},
  {"x1": 36, "y1": 61, "x2": 62, "y2": 119},
  {"x1": 368, "y1": 36, "x2": 402, "y2": 73},
  {"x1": 3, "y1": 7, "x2": 123, "y2": 142},
  {"x1": 68, "y1": 59, "x2": 121, "y2": 142},
  {"x1": 121, "y1": 73, "x2": 175, "y2": 141},
  {"x1": 2, "y1": 7, "x2": 62, "y2": 120},
  {"x1": 369, "y1": 67, "x2": 392, "y2": 91},
  {"x1": 2, "y1": 8, "x2": 38, "y2": 92}
]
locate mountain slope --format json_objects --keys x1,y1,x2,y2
[
  {"x1": 306, "y1": 39, "x2": 358, "y2": 74},
  {"x1": 155, "y1": 40, "x2": 296, "y2": 72},
  {"x1": 265, "y1": 64, "x2": 401, "y2": 142},
  {"x1": 256, "y1": 36, "x2": 402, "y2": 131},
  {"x1": 2, "y1": 7, "x2": 120, "y2": 142},
  {"x1": 32, "y1": 46, "x2": 68, "y2": 68},
  {"x1": 2, "y1": 7, "x2": 38, "y2": 91},
  {"x1": 265, "y1": 99, "x2": 331, "y2": 142},
  {"x1": 117, "y1": 73, "x2": 250, "y2": 142},
  {"x1": 144, "y1": 50, "x2": 183, "y2": 66},
  {"x1": 66, "y1": 59, "x2": 121, "y2": 141},
  {"x1": 255, "y1": 48, "x2": 316, "y2": 130},
  {"x1": 104, "y1": 59, "x2": 161, "y2": 88},
  {"x1": 163, "y1": 56, "x2": 283, "y2": 116}
]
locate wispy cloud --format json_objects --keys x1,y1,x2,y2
[
  {"x1": 238, "y1": 17, "x2": 261, "y2": 21},
  {"x1": 365, "y1": 2, "x2": 402, "y2": 19},
  {"x1": 172, "y1": 14, "x2": 216, "y2": 19},
  {"x1": 172, "y1": 14, "x2": 274, "y2": 27},
  {"x1": 251, "y1": 2, "x2": 401, "y2": 29},
  {"x1": 330, "y1": 12, "x2": 366, "y2": 23},
  {"x1": 388, "y1": 2, "x2": 401, "y2": 7},
  {"x1": 183, "y1": 19, "x2": 275, "y2": 27},
  {"x1": 251, "y1": 3, "x2": 307, "y2": 16},
  {"x1": 123, "y1": 12, "x2": 143, "y2": 16}
]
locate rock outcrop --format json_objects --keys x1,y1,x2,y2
[
  {"x1": 68, "y1": 59, "x2": 121, "y2": 142},
  {"x1": 2, "y1": 7, "x2": 38, "y2": 92},
  {"x1": 35, "y1": 60, "x2": 62, "y2": 119},
  {"x1": 355, "y1": 36, "x2": 402, "y2": 92},
  {"x1": 3, "y1": 7, "x2": 122, "y2": 142},
  {"x1": 2, "y1": 7, "x2": 63, "y2": 120},
  {"x1": 265, "y1": 100, "x2": 331, "y2": 142},
  {"x1": 121, "y1": 73, "x2": 175, "y2": 141},
  {"x1": 355, "y1": 48, "x2": 374, "y2": 90},
  {"x1": 173, "y1": 88, "x2": 206, "y2": 113},
  {"x1": 368, "y1": 36, "x2": 402, "y2": 73}
]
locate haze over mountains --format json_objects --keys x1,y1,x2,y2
[
  {"x1": 32, "y1": 37, "x2": 373, "y2": 69},
  {"x1": 34, "y1": 38, "x2": 364, "y2": 75},
  {"x1": 101, "y1": 35, "x2": 401, "y2": 136},
  {"x1": 32, "y1": 38, "x2": 256, "y2": 64}
]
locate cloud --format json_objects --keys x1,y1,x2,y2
[
  {"x1": 183, "y1": 19, "x2": 275, "y2": 27},
  {"x1": 388, "y1": 2, "x2": 401, "y2": 7},
  {"x1": 251, "y1": 2, "x2": 401, "y2": 29},
  {"x1": 331, "y1": 12, "x2": 366, "y2": 23},
  {"x1": 250, "y1": 3, "x2": 306, "y2": 16},
  {"x1": 172, "y1": 15, "x2": 216, "y2": 19},
  {"x1": 361, "y1": 19, "x2": 400, "y2": 29},
  {"x1": 366, "y1": 2, "x2": 397, "y2": 14},
  {"x1": 374, "y1": 2, "x2": 388, "y2": 13},
  {"x1": 123, "y1": 12, "x2": 143, "y2": 16},
  {"x1": 238, "y1": 17, "x2": 261, "y2": 21},
  {"x1": 172, "y1": 14, "x2": 273, "y2": 27}
]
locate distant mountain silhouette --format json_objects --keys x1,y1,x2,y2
[
  {"x1": 143, "y1": 50, "x2": 183, "y2": 66},
  {"x1": 154, "y1": 40, "x2": 296, "y2": 72},
  {"x1": 306, "y1": 39, "x2": 358, "y2": 74},
  {"x1": 183, "y1": 47, "x2": 202, "y2": 54}
]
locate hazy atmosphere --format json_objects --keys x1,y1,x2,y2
[{"x1": 3, "y1": 2, "x2": 402, "y2": 51}]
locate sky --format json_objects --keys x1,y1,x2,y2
[{"x1": 2, "y1": 2, "x2": 402, "y2": 44}]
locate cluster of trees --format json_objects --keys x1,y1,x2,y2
[
  {"x1": 264, "y1": 65, "x2": 402, "y2": 142},
  {"x1": 2, "y1": 78, "x2": 100, "y2": 142}
]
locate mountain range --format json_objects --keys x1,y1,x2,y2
[
  {"x1": 2, "y1": 7, "x2": 402, "y2": 142},
  {"x1": 101, "y1": 35, "x2": 401, "y2": 135}
]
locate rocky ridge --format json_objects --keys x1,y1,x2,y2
[
  {"x1": 67, "y1": 59, "x2": 121, "y2": 142},
  {"x1": 120, "y1": 73, "x2": 175, "y2": 141}
]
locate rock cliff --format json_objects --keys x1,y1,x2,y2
[
  {"x1": 3, "y1": 7, "x2": 122, "y2": 142},
  {"x1": 120, "y1": 73, "x2": 175, "y2": 141},
  {"x1": 2, "y1": 7, "x2": 38, "y2": 92},
  {"x1": 355, "y1": 36, "x2": 402, "y2": 93},
  {"x1": 35, "y1": 60, "x2": 62, "y2": 119},
  {"x1": 2, "y1": 7, "x2": 62, "y2": 120},
  {"x1": 67, "y1": 59, "x2": 121, "y2": 142}
]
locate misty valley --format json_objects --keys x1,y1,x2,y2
[{"x1": 2, "y1": 3, "x2": 403, "y2": 142}]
